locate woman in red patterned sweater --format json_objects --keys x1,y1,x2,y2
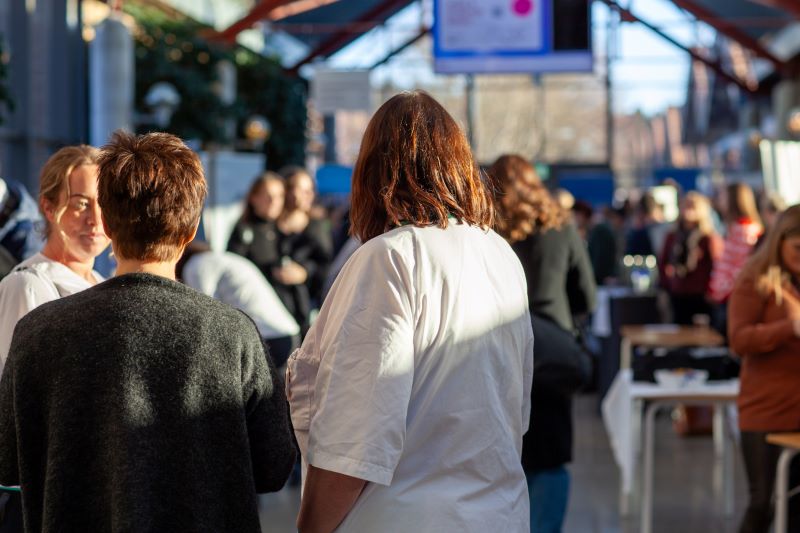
[{"x1": 710, "y1": 183, "x2": 763, "y2": 332}]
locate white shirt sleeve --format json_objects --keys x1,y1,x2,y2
[
  {"x1": 304, "y1": 241, "x2": 415, "y2": 486},
  {"x1": 522, "y1": 335, "x2": 534, "y2": 433},
  {"x1": 0, "y1": 271, "x2": 59, "y2": 374}
]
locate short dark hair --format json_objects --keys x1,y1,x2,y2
[
  {"x1": 572, "y1": 200, "x2": 593, "y2": 219},
  {"x1": 97, "y1": 131, "x2": 207, "y2": 262},
  {"x1": 349, "y1": 91, "x2": 494, "y2": 242}
]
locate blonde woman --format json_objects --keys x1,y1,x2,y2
[
  {"x1": 728, "y1": 204, "x2": 800, "y2": 532},
  {"x1": 0, "y1": 145, "x2": 109, "y2": 370},
  {"x1": 659, "y1": 192, "x2": 722, "y2": 324}
]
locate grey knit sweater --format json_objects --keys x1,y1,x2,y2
[{"x1": 0, "y1": 273, "x2": 296, "y2": 532}]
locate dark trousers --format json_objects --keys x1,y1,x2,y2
[
  {"x1": 264, "y1": 334, "x2": 299, "y2": 369},
  {"x1": 740, "y1": 431, "x2": 800, "y2": 533}
]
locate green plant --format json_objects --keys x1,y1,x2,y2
[
  {"x1": 235, "y1": 47, "x2": 307, "y2": 169},
  {"x1": 125, "y1": 4, "x2": 307, "y2": 169}
]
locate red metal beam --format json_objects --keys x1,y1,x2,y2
[
  {"x1": 288, "y1": 0, "x2": 413, "y2": 74},
  {"x1": 602, "y1": 0, "x2": 762, "y2": 94},
  {"x1": 670, "y1": 0, "x2": 784, "y2": 70}
]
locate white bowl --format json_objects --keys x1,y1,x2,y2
[{"x1": 654, "y1": 369, "x2": 709, "y2": 388}]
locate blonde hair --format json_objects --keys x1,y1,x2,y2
[
  {"x1": 725, "y1": 182, "x2": 762, "y2": 227},
  {"x1": 38, "y1": 145, "x2": 100, "y2": 238},
  {"x1": 681, "y1": 191, "x2": 715, "y2": 236},
  {"x1": 745, "y1": 204, "x2": 800, "y2": 305},
  {"x1": 675, "y1": 192, "x2": 717, "y2": 274}
]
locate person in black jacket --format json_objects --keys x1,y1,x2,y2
[
  {"x1": 227, "y1": 171, "x2": 285, "y2": 288},
  {"x1": 490, "y1": 154, "x2": 597, "y2": 533},
  {"x1": 0, "y1": 132, "x2": 296, "y2": 532},
  {"x1": 273, "y1": 166, "x2": 333, "y2": 332}
]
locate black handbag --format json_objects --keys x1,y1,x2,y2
[
  {"x1": 530, "y1": 313, "x2": 592, "y2": 395},
  {"x1": 632, "y1": 345, "x2": 740, "y2": 383}
]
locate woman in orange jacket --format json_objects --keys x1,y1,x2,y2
[{"x1": 728, "y1": 203, "x2": 800, "y2": 533}]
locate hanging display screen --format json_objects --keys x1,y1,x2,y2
[{"x1": 433, "y1": 0, "x2": 593, "y2": 74}]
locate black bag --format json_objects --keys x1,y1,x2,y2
[
  {"x1": 632, "y1": 345, "x2": 740, "y2": 383},
  {"x1": 531, "y1": 314, "x2": 592, "y2": 395}
]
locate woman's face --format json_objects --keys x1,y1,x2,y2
[
  {"x1": 251, "y1": 179, "x2": 285, "y2": 220},
  {"x1": 290, "y1": 174, "x2": 315, "y2": 214},
  {"x1": 781, "y1": 234, "x2": 800, "y2": 277},
  {"x1": 44, "y1": 164, "x2": 110, "y2": 263},
  {"x1": 680, "y1": 197, "x2": 700, "y2": 226}
]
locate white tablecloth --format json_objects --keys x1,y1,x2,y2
[{"x1": 601, "y1": 369, "x2": 739, "y2": 493}]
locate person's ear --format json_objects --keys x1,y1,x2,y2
[
  {"x1": 100, "y1": 212, "x2": 113, "y2": 239},
  {"x1": 184, "y1": 223, "x2": 199, "y2": 246},
  {"x1": 40, "y1": 198, "x2": 56, "y2": 224}
]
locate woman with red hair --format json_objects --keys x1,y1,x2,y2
[
  {"x1": 490, "y1": 154, "x2": 596, "y2": 533},
  {"x1": 287, "y1": 92, "x2": 534, "y2": 532}
]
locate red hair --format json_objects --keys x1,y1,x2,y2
[{"x1": 349, "y1": 91, "x2": 494, "y2": 242}]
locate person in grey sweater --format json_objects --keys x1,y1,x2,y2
[{"x1": 0, "y1": 131, "x2": 296, "y2": 532}]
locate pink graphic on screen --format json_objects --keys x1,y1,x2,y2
[{"x1": 512, "y1": 0, "x2": 533, "y2": 16}]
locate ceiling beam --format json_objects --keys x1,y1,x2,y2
[
  {"x1": 288, "y1": 0, "x2": 413, "y2": 74},
  {"x1": 670, "y1": 0, "x2": 784, "y2": 70},
  {"x1": 208, "y1": 0, "x2": 341, "y2": 43},
  {"x1": 209, "y1": 0, "x2": 293, "y2": 43},
  {"x1": 268, "y1": 0, "x2": 341, "y2": 20},
  {"x1": 602, "y1": 0, "x2": 762, "y2": 94},
  {"x1": 747, "y1": 0, "x2": 800, "y2": 21},
  {"x1": 369, "y1": 27, "x2": 429, "y2": 69}
]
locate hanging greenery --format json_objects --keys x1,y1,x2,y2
[
  {"x1": 0, "y1": 35, "x2": 15, "y2": 126},
  {"x1": 235, "y1": 48, "x2": 308, "y2": 170},
  {"x1": 124, "y1": 3, "x2": 307, "y2": 169}
]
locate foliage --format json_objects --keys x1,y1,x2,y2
[
  {"x1": 124, "y1": 3, "x2": 307, "y2": 169},
  {"x1": 0, "y1": 35, "x2": 15, "y2": 126},
  {"x1": 235, "y1": 48, "x2": 308, "y2": 170}
]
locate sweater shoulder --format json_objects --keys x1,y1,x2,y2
[{"x1": 18, "y1": 275, "x2": 255, "y2": 333}]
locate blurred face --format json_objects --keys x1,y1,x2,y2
[
  {"x1": 764, "y1": 210, "x2": 778, "y2": 230},
  {"x1": 251, "y1": 179, "x2": 285, "y2": 221},
  {"x1": 781, "y1": 235, "x2": 800, "y2": 277},
  {"x1": 44, "y1": 164, "x2": 110, "y2": 263},
  {"x1": 290, "y1": 173, "x2": 315, "y2": 214},
  {"x1": 680, "y1": 197, "x2": 700, "y2": 226},
  {"x1": 716, "y1": 189, "x2": 729, "y2": 218}
]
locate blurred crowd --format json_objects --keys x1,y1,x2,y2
[
  {"x1": 0, "y1": 90, "x2": 798, "y2": 532},
  {"x1": 568, "y1": 181, "x2": 771, "y2": 331}
]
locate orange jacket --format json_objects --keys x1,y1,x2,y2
[{"x1": 728, "y1": 273, "x2": 800, "y2": 431}]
